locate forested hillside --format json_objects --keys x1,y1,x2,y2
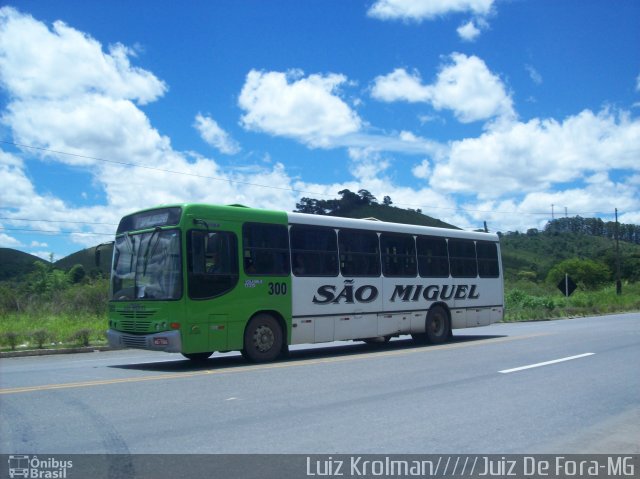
[
  {"x1": 500, "y1": 230, "x2": 640, "y2": 284},
  {"x1": 295, "y1": 189, "x2": 458, "y2": 229}
]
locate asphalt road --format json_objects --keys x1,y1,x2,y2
[{"x1": 1, "y1": 313, "x2": 638, "y2": 454}]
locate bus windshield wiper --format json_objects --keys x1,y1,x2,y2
[
  {"x1": 142, "y1": 227, "x2": 162, "y2": 275},
  {"x1": 123, "y1": 231, "x2": 134, "y2": 255}
]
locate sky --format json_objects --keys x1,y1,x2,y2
[{"x1": 1, "y1": 0, "x2": 639, "y2": 261}]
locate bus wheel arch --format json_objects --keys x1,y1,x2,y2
[
  {"x1": 242, "y1": 311, "x2": 286, "y2": 363},
  {"x1": 425, "y1": 303, "x2": 451, "y2": 344}
]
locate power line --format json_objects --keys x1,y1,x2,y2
[
  {"x1": 1, "y1": 140, "x2": 330, "y2": 197},
  {"x1": 0, "y1": 227, "x2": 113, "y2": 237},
  {"x1": 0, "y1": 217, "x2": 118, "y2": 226},
  {"x1": 1, "y1": 139, "x2": 616, "y2": 218}
]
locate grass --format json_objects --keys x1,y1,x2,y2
[
  {"x1": 504, "y1": 282, "x2": 640, "y2": 322},
  {"x1": 0, "y1": 313, "x2": 107, "y2": 351}
]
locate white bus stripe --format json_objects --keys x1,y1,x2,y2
[{"x1": 499, "y1": 353, "x2": 595, "y2": 374}]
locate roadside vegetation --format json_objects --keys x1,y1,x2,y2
[
  {"x1": 504, "y1": 281, "x2": 640, "y2": 322},
  {"x1": 0, "y1": 261, "x2": 108, "y2": 351}
]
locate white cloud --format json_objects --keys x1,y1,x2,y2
[
  {"x1": 194, "y1": 114, "x2": 241, "y2": 155},
  {"x1": 0, "y1": 7, "x2": 166, "y2": 104},
  {"x1": 426, "y1": 53, "x2": 515, "y2": 123},
  {"x1": 429, "y1": 108, "x2": 640, "y2": 200},
  {"x1": 371, "y1": 68, "x2": 430, "y2": 102},
  {"x1": 0, "y1": 8, "x2": 299, "y2": 252},
  {"x1": 372, "y1": 54, "x2": 515, "y2": 123},
  {"x1": 368, "y1": 0, "x2": 494, "y2": 22},
  {"x1": 457, "y1": 20, "x2": 481, "y2": 42},
  {"x1": 0, "y1": 230, "x2": 23, "y2": 248},
  {"x1": 0, "y1": 150, "x2": 37, "y2": 207},
  {"x1": 239, "y1": 69, "x2": 362, "y2": 148},
  {"x1": 412, "y1": 159, "x2": 432, "y2": 179},
  {"x1": 347, "y1": 147, "x2": 391, "y2": 182},
  {"x1": 4, "y1": 94, "x2": 170, "y2": 167},
  {"x1": 525, "y1": 64, "x2": 543, "y2": 85}
]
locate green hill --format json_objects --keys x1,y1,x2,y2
[
  {"x1": 0, "y1": 245, "x2": 112, "y2": 282},
  {"x1": 500, "y1": 231, "x2": 640, "y2": 283},
  {"x1": 54, "y1": 244, "x2": 113, "y2": 277},
  {"x1": 0, "y1": 248, "x2": 46, "y2": 281},
  {"x1": 335, "y1": 203, "x2": 458, "y2": 229},
  {"x1": 295, "y1": 189, "x2": 458, "y2": 229}
]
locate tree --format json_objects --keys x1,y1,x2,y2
[
  {"x1": 546, "y1": 258, "x2": 611, "y2": 290},
  {"x1": 27, "y1": 261, "x2": 69, "y2": 295},
  {"x1": 295, "y1": 197, "x2": 327, "y2": 215},
  {"x1": 357, "y1": 189, "x2": 377, "y2": 205},
  {"x1": 383, "y1": 196, "x2": 393, "y2": 206},
  {"x1": 337, "y1": 189, "x2": 362, "y2": 211},
  {"x1": 68, "y1": 264, "x2": 86, "y2": 284}
]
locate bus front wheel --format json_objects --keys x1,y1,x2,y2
[
  {"x1": 243, "y1": 314, "x2": 283, "y2": 363},
  {"x1": 425, "y1": 306, "x2": 450, "y2": 344}
]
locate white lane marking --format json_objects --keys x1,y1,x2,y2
[{"x1": 499, "y1": 353, "x2": 595, "y2": 374}]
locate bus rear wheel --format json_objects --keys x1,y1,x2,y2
[
  {"x1": 243, "y1": 314, "x2": 283, "y2": 363},
  {"x1": 425, "y1": 306, "x2": 450, "y2": 344}
]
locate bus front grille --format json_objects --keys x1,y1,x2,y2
[
  {"x1": 117, "y1": 309, "x2": 157, "y2": 320},
  {"x1": 120, "y1": 320, "x2": 152, "y2": 333},
  {"x1": 121, "y1": 334, "x2": 148, "y2": 349}
]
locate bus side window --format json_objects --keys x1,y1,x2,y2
[
  {"x1": 477, "y1": 241, "x2": 500, "y2": 278},
  {"x1": 338, "y1": 229, "x2": 381, "y2": 277},
  {"x1": 243, "y1": 223, "x2": 290, "y2": 276},
  {"x1": 187, "y1": 230, "x2": 239, "y2": 299},
  {"x1": 290, "y1": 225, "x2": 338, "y2": 277},
  {"x1": 417, "y1": 236, "x2": 450, "y2": 278},
  {"x1": 380, "y1": 233, "x2": 417, "y2": 277},
  {"x1": 449, "y1": 239, "x2": 478, "y2": 278}
]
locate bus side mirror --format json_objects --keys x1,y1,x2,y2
[{"x1": 95, "y1": 241, "x2": 114, "y2": 268}]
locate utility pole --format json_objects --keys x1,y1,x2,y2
[
  {"x1": 551, "y1": 204, "x2": 555, "y2": 220},
  {"x1": 615, "y1": 208, "x2": 622, "y2": 295},
  {"x1": 565, "y1": 207, "x2": 568, "y2": 218}
]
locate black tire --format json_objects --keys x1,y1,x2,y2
[
  {"x1": 243, "y1": 314, "x2": 283, "y2": 363},
  {"x1": 411, "y1": 332, "x2": 427, "y2": 344},
  {"x1": 362, "y1": 336, "x2": 391, "y2": 345},
  {"x1": 182, "y1": 352, "x2": 213, "y2": 361},
  {"x1": 425, "y1": 305, "x2": 450, "y2": 344}
]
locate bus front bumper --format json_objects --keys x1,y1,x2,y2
[{"x1": 107, "y1": 329, "x2": 182, "y2": 353}]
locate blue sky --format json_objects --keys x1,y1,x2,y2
[{"x1": 1, "y1": 0, "x2": 639, "y2": 260}]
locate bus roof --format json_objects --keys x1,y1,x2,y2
[
  {"x1": 287, "y1": 211, "x2": 499, "y2": 242},
  {"x1": 121, "y1": 203, "x2": 499, "y2": 242}
]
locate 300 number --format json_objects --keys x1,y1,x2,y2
[{"x1": 268, "y1": 282, "x2": 287, "y2": 296}]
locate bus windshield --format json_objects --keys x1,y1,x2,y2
[{"x1": 110, "y1": 229, "x2": 182, "y2": 301}]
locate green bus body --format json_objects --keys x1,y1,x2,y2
[{"x1": 107, "y1": 204, "x2": 292, "y2": 360}]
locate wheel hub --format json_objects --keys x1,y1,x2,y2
[{"x1": 254, "y1": 325, "x2": 274, "y2": 352}]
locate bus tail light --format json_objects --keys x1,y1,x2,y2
[{"x1": 170, "y1": 322, "x2": 181, "y2": 329}]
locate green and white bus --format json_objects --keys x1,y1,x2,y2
[{"x1": 106, "y1": 203, "x2": 504, "y2": 362}]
